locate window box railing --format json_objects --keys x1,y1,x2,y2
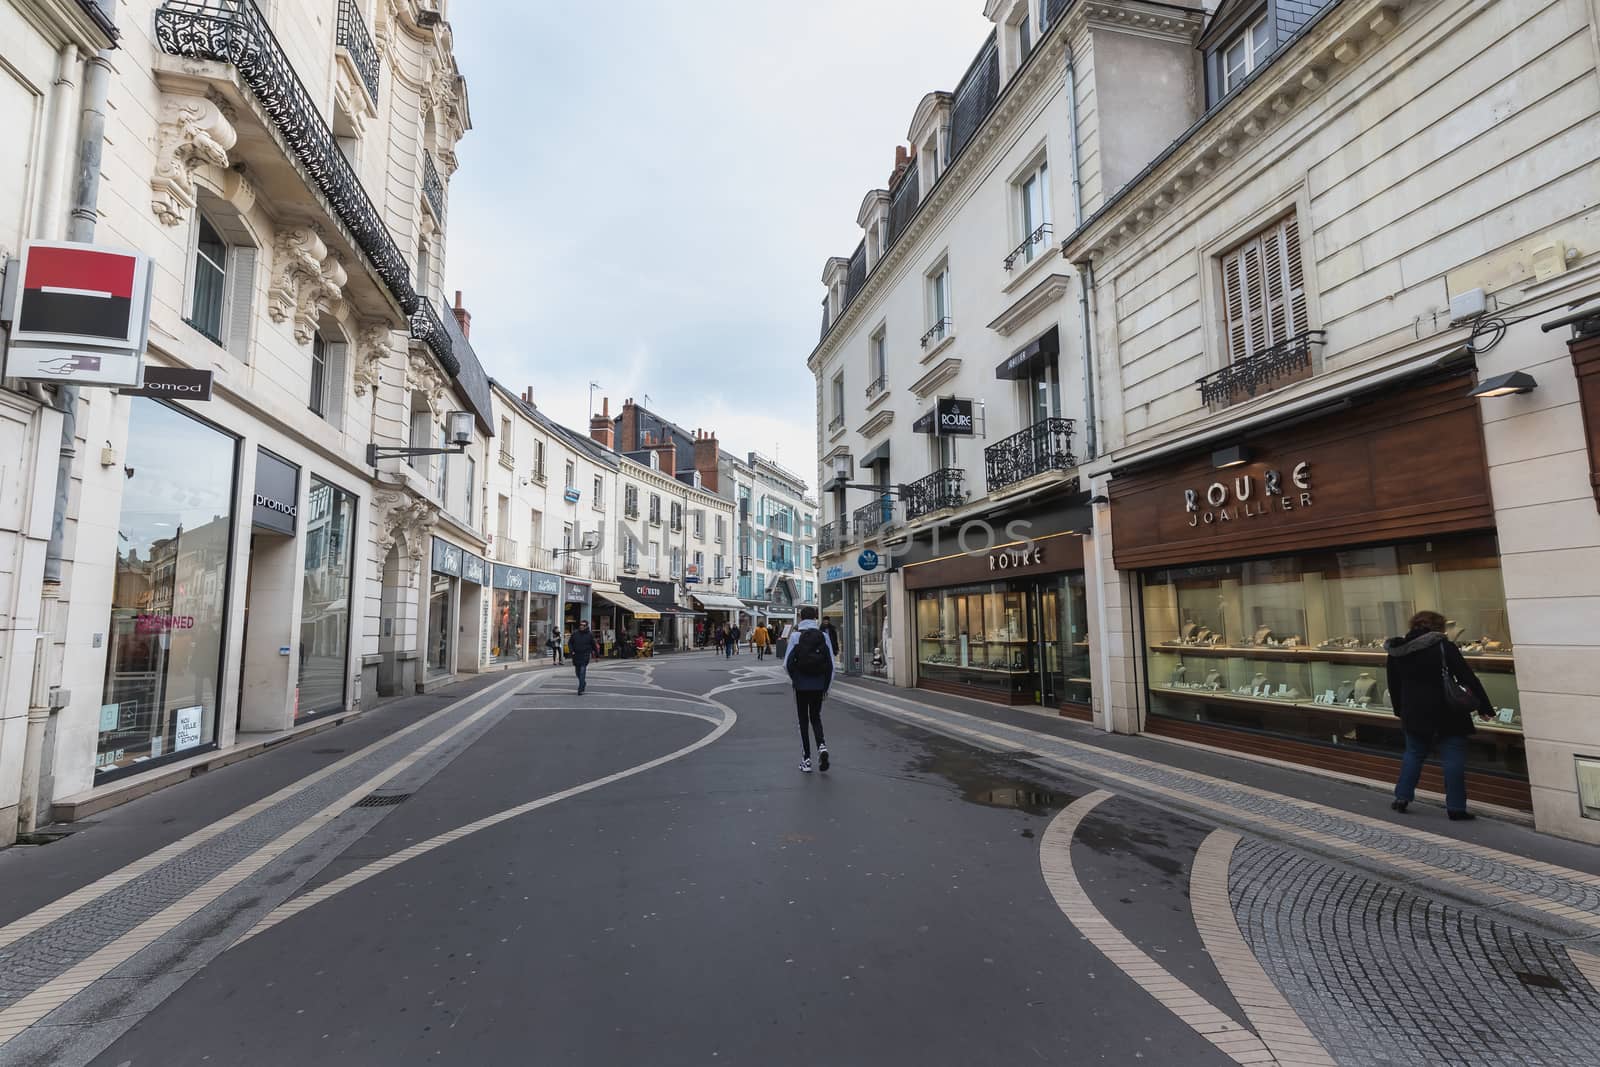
[
  {"x1": 422, "y1": 150, "x2": 445, "y2": 220},
  {"x1": 183, "y1": 316, "x2": 225, "y2": 347},
  {"x1": 828, "y1": 413, "x2": 845, "y2": 433},
  {"x1": 1004, "y1": 223, "x2": 1053, "y2": 271},
  {"x1": 492, "y1": 537, "x2": 520, "y2": 564},
  {"x1": 904, "y1": 468, "x2": 966, "y2": 520},
  {"x1": 852, "y1": 497, "x2": 894, "y2": 540},
  {"x1": 336, "y1": 0, "x2": 380, "y2": 103},
  {"x1": 818, "y1": 520, "x2": 842, "y2": 555},
  {"x1": 670, "y1": 518, "x2": 684, "y2": 533},
  {"x1": 624, "y1": 504, "x2": 639, "y2": 519},
  {"x1": 498, "y1": 446, "x2": 515, "y2": 470},
  {"x1": 984, "y1": 417, "x2": 1077, "y2": 493},
  {"x1": 920, "y1": 318, "x2": 951, "y2": 349},
  {"x1": 865, "y1": 373, "x2": 888, "y2": 400},
  {"x1": 769, "y1": 558, "x2": 796, "y2": 574},
  {"x1": 1197, "y1": 330, "x2": 1325, "y2": 407},
  {"x1": 154, "y1": 0, "x2": 451, "y2": 367},
  {"x1": 528, "y1": 546, "x2": 556, "y2": 572}
]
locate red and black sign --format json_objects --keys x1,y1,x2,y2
[{"x1": 16, "y1": 243, "x2": 142, "y2": 345}]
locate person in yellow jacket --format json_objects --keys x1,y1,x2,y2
[{"x1": 752, "y1": 622, "x2": 770, "y2": 660}]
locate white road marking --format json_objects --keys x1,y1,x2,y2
[
  {"x1": 0, "y1": 672, "x2": 526, "y2": 955},
  {"x1": 0, "y1": 676, "x2": 530, "y2": 1046},
  {"x1": 235, "y1": 699, "x2": 736, "y2": 944},
  {"x1": 1040, "y1": 791, "x2": 1275, "y2": 1064},
  {"x1": 1191, "y1": 830, "x2": 1337, "y2": 1066}
]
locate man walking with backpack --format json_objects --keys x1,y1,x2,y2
[
  {"x1": 569, "y1": 619, "x2": 598, "y2": 696},
  {"x1": 783, "y1": 606, "x2": 835, "y2": 773}
]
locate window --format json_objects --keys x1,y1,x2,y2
[
  {"x1": 465, "y1": 455, "x2": 475, "y2": 520},
  {"x1": 625, "y1": 539, "x2": 639, "y2": 568},
  {"x1": 693, "y1": 510, "x2": 704, "y2": 538},
  {"x1": 931, "y1": 428, "x2": 957, "y2": 470},
  {"x1": 1222, "y1": 16, "x2": 1272, "y2": 94},
  {"x1": 625, "y1": 484, "x2": 639, "y2": 518},
  {"x1": 1027, "y1": 360, "x2": 1062, "y2": 424},
  {"x1": 694, "y1": 550, "x2": 704, "y2": 577},
  {"x1": 532, "y1": 440, "x2": 546, "y2": 482},
  {"x1": 190, "y1": 214, "x2": 228, "y2": 343},
  {"x1": 649, "y1": 493, "x2": 661, "y2": 523},
  {"x1": 715, "y1": 515, "x2": 726, "y2": 543},
  {"x1": 830, "y1": 374, "x2": 845, "y2": 429},
  {"x1": 592, "y1": 474, "x2": 604, "y2": 510},
  {"x1": 1017, "y1": 5, "x2": 1033, "y2": 60},
  {"x1": 1016, "y1": 159, "x2": 1051, "y2": 263},
  {"x1": 869, "y1": 328, "x2": 887, "y2": 390},
  {"x1": 407, "y1": 406, "x2": 430, "y2": 470},
  {"x1": 415, "y1": 233, "x2": 432, "y2": 299},
  {"x1": 926, "y1": 263, "x2": 951, "y2": 343},
  {"x1": 564, "y1": 460, "x2": 576, "y2": 490},
  {"x1": 755, "y1": 575, "x2": 767, "y2": 599},
  {"x1": 530, "y1": 509, "x2": 543, "y2": 550},
  {"x1": 648, "y1": 540, "x2": 660, "y2": 576},
  {"x1": 670, "y1": 501, "x2": 683, "y2": 531},
  {"x1": 714, "y1": 553, "x2": 725, "y2": 580},
  {"x1": 1220, "y1": 214, "x2": 1308, "y2": 364},
  {"x1": 498, "y1": 418, "x2": 513, "y2": 468},
  {"x1": 309, "y1": 331, "x2": 328, "y2": 417}
]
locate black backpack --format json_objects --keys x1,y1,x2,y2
[{"x1": 788, "y1": 628, "x2": 831, "y2": 677}]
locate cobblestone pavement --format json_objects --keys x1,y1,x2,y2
[{"x1": 1231, "y1": 839, "x2": 1600, "y2": 1066}]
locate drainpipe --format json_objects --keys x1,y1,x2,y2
[
  {"x1": 1064, "y1": 50, "x2": 1097, "y2": 463},
  {"x1": 20, "y1": 46, "x2": 113, "y2": 836},
  {"x1": 1065, "y1": 52, "x2": 1084, "y2": 230}
]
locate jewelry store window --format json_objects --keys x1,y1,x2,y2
[
  {"x1": 1141, "y1": 533, "x2": 1524, "y2": 776},
  {"x1": 915, "y1": 582, "x2": 1035, "y2": 701}
]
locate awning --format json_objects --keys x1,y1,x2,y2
[
  {"x1": 692, "y1": 592, "x2": 746, "y2": 611},
  {"x1": 996, "y1": 325, "x2": 1060, "y2": 380},
  {"x1": 912, "y1": 409, "x2": 934, "y2": 434},
  {"x1": 595, "y1": 589, "x2": 660, "y2": 620},
  {"x1": 859, "y1": 440, "x2": 891, "y2": 467}
]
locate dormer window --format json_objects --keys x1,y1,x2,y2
[
  {"x1": 1222, "y1": 15, "x2": 1272, "y2": 94},
  {"x1": 907, "y1": 91, "x2": 953, "y2": 200}
]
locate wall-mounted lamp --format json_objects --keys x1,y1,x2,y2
[
  {"x1": 1468, "y1": 371, "x2": 1538, "y2": 399},
  {"x1": 1212, "y1": 444, "x2": 1252, "y2": 469},
  {"x1": 366, "y1": 410, "x2": 475, "y2": 466}
]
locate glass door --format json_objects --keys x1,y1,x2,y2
[{"x1": 1036, "y1": 582, "x2": 1060, "y2": 705}]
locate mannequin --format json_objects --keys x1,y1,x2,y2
[
  {"x1": 1335, "y1": 680, "x2": 1356, "y2": 703},
  {"x1": 1353, "y1": 673, "x2": 1378, "y2": 704},
  {"x1": 1250, "y1": 672, "x2": 1268, "y2": 696},
  {"x1": 1203, "y1": 670, "x2": 1222, "y2": 689},
  {"x1": 1171, "y1": 664, "x2": 1187, "y2": 686}
]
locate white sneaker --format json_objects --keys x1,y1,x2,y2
[{"x1": 799, "y1": 757, "x2": 813, "y2": 773}]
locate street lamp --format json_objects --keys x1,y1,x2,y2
[{"x1": 365, "y1": 410, "x2": 474, "y2": 466}]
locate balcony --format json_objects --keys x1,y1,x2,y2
[
  {"x1": 818, "y1": 520, "x2": 842, "y2": 555},
  {"x1": 828, "y1": 413, "x2": 845, "y2": 434},
  {"x1": 920, "y1": 318, "x2": 951, "y2": 350},
  {"x1": 852, "y1": 497, "x2": 894, "y2": 541},
  {"x1": 528, "y1": 465, "x2": 546, "y2": 486},
  {"x1": 492, "y1": 537, "x2": 520, "y2": 565},
  {"x1": 1197, "y1": 330, "x2": 1325, "y2": 407},
  {"x1": 422, "y1": 150, "x2": 445, "y2": 221},
  {"x1": 154, "y1": 0, "x2": 448, "y2": 364},
  {"x1": 498, "y1": 446, "x2": 515, "y2": 471},
  {"x1": 984, "y1": 418, "x2": 1077, "y2": 493},
  {"x1": 865, "y1": 374, "x2": 888, "y2": 402},
  {"x1": 769, "y1": 558, "x2": 796, "y2": 574},
  {"x1": 1004, "y1": 223, "x2": 1053, "y2": 272},
  {"x1": 408, "y1": 297, "x2": 454, "y2": 372},
  {"x1": 904, "y1": 468, "x2": 966, "y2": 520},
  {"x1": 336, "y1": 0, "x2": 379, "y2": 103},
  {"x1": 528, "y1": 546, "x2": 556, "y2": 572}
]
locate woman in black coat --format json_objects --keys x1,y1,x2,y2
[{"x1": 1384, "y1": 610, "x2": 1494, "y2": 819}]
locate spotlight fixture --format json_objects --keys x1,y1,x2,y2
[
  {"x1": 1468, "y1": 371, "x2": 1538, "y2": 399},
  {"x1": 1212, "y1": 444, "x2": 1252, "y2": 469}
]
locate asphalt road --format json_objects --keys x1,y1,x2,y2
[{"x1": 3, "y1": 653, "x2": 1596, "y2": 1067}]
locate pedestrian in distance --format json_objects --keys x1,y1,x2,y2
[
  {"x1": 784, "y1": 606, "x2": 835, "y2": 773},
  {"x1": 1385, "y1": 610, "x2": 1496, "y2": 820},
  {"x1": 820, "y1": 618, "x2": 839, "y2": 662},
  {"x1": 753, "y1": 622, "x2": 769, "y2": 660},
  {"x1": 569, "y1": 619, "x2": 598, "y2": 695},
  {"x1": 731, "y1": 624, "x2": 742, "y2": 656},
  {"x1": 549, "y1": 626, "x2": 563, "y2": 666}
]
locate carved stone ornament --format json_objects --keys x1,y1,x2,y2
[
  {"x1": 352, "y1": 321, "x2": 394, "y2": 397},
  {"x1": 267, "y1": 226, "x2": 347, "y2": 345},
  {"x1": 405, "y1": 349, "x2": 447, "y2": 410},
  {"x1": 374, "y1": 489, "x2": 439, "y2": 574},
  {"x1": 151, "y1": 93, "x2": 238, "y2": 226}
]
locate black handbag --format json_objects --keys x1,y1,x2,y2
[{"x1": 1439, "y1": 644, "x2": 1478, "y2": 714}]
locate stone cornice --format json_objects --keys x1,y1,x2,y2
[
  {"x1": 912, "y1": 357, "x2": 963, "y2": 398},
  {"x1": 14, "y1": 0, "x2": 117, "y2": 51},
  {"x1": 807, "y1": 19, "x2": 1073, "y2": 374},
  {"x1": 1059, "y1": 0, "x2": 1206, "y2": 46},
  {"x1": 1063, "y1": 0, "x2": 1409, "y2": 264},
  {"x1": 858, "y1": 409, "x2": 895, "y2": 440},
  {"x1": 989, "y1": 273, "x2": 1073, "y2": 336}
]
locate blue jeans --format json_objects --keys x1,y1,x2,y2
[
  {"x1": 1396, "y1": 731, "x2": 1468, "y2": 812},
  {"x1": 573, "y1": 659, "x2": 589, "y2": 693}
]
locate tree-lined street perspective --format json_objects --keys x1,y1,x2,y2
[{"x1": 3, "y1": 0, "x2": 1600, "y2": 1064}]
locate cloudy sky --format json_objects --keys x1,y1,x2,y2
[{"x1": 446, "y1": 0, "x2": 994, "y2": 488}]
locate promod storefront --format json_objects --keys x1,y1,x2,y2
[{"x1": 1109, "y1": 371, "x2": 1530, "y2": 808}]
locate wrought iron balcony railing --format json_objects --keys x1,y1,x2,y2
[
  {"x1": 1004, "y1": 223, "x2": 1053, "y2": 271},
  {"x1": 336, "y1": 0, "x2": 380, "y2": 102},
  {"x1": 768, "y1": 558, "x2": 796, "y2": 574},
  {"x1": 408, "y1": 297, "x2": 455, "y2": 372},
  {"x1": 865, "y1": 373, "x2": 888, "y2": 401},
  {"x1": 154, "y1": 1, "x2": 450, "y2": 362},
  {"x1": 904, "y1": 468, "x2": 966, "y2": 520},
  {"x1": 827, "y1": 413, "x2": 845, "y2": 433},
  {"x1": 492, "y1": 537, "x2": 520, "y2": 565},
  {"x1": 818, "y1": 520, "x2": 842, "y2": 555},
  {"x1": 422, "y1": 150, "x2": 445, "y2": 220},
  {"x1": 985, "y1": 417, "x2": 1077, "y2": 493},
  {"x1": 852, "y1": 497, "x2": 894, "y2": 540},
  {"x1": 1197, "y1": 330, "x2": 1326, "y2": 407},
  {"x1": 920, "y1": 318, "x2": 952, "y2": 349}
]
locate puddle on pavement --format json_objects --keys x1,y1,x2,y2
[{"x1": 900, "y1": 724, "x2": 1079, "y2": 817}]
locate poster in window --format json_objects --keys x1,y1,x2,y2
[{"x1": 175, "y1": 705, "x2": 204, "y2": 752}]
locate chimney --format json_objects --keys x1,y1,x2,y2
[
  {"x1": 522, "y1": 386, "x2": 535, "y2": 407},
  {"x1": 590, "y1": 396, "x2": 613, "y2": 448},
  {"x1": 654, "y1": 436, "x2": 677, "y2": 477},
  {"x1": 693, "y1": 429, "x2": 720, "y2": 493},
  {"x1": 889, "y1": 144, "x2": 912, "y2": 187},
  {"x1": 452, "y1": 290, "x2": 471, "y2": 338},
  {"x1": 619, "y1": 398, "x2": 639, "y2": 453}
]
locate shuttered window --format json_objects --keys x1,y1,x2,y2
[{"x1": 1220, "y1": 214, "x2": 1308, "y2": 363}]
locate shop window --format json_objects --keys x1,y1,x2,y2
[
  {"x1": 426, "y1": 571, "x2": 453, "y2": 676},
  {"x1": 299, "y1": 477, "x2": 357, "y2": 718},
  {"x1": 100, "y1": 401, "x2": 238, "y2": 779},
  {"x1": 187, "y1": 205, "x2": 258, "y2": 358},
  {"x1": 1218, "y1": 213, "x2": 1311, "y2": 392},
  {"x1": 1142, "y1": 533, "x2": 1524, "y2": 777}
]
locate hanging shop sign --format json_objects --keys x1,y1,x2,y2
[
  {"x1": 252, "y1": 449, "x2": 300, "y2": 536},
  {"x1": 620, "y1": 578, "x2": 676, "y2": 611},
  {"x1": 1108, "y1": 372, "x2": 1496, "y2": 570},
  {"x1": 122, "y1": 365, "x2": 213, "y2": 401},
  {"x1": 3, "y1": 241, "x2": 155, "y2": 386},
  {"x1": 935, "y1": 396, "x2": 975, "y2": 435}
]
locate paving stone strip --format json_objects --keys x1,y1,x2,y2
[
  {"x1": 0, "y1": 673, "x2": 527, "y2": 1045},
  {"x1": 1231, "y1": 839, "x2": 1600, "y2": 1066},
  {"x1": 835, "y1": 683, "x2": 1600, "y2": 933}
]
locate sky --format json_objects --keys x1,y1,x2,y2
[{"x1": 446, "y1": 0, "x2": 994, "y2": 490}]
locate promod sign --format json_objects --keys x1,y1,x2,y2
[{"x1": 3, "y1": 240, "x2": 153, "y2": 387}]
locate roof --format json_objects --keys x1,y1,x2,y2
[
  {"x1": 488, "y1": 379, "x2": 618, "y2": 468},
  {"x1": 443, "y1": 307, "x2": 494, "y2": 432}
]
